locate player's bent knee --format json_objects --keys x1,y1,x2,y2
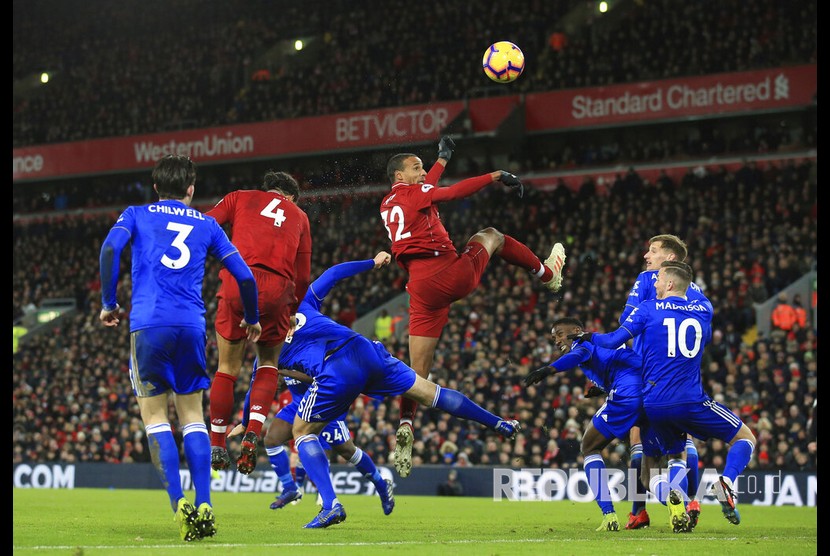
[
  {"x1": 732, "y1": 424, "x2": 757, "y2": 445},
  {"x1": 334, "y1": 442, "x2": 356, "y2": 460},
  {"x1": 471, "y1": 227, "x2": 504, "y2": 252},
  {"x1": 404, "y1": 375, "x2": 435, "y2": 406}
]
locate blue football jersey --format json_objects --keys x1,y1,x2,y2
[
  {"x1": 621, "y1": 269, "x2": 708, "y2": 354},
  {"x1": 279, "y1": 260, "x2": 375, "y2": 377},
  {"x1": 101, "y1": 200, "x2": 240, "y2": 331},
  {"x1": 551, "y1": 343, "x2": 643, "y2": 398},
  {"x1": 597, "y1": 296, "x2": 713, "y2": 406}
]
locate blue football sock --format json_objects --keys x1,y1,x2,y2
[
  {"x1": 350, "y1": 447, "x2": 383, "y2": 484},
  {"x1": 649, "y1": 474, "x2": 671, "y2": 506},
  {"x1": 629, "y1": 444, "x2": 646, "y2": 515},
  {"x1": 432, "y1": 386, "x2": 499, "y2": 429},
  {"x1": 295, "y1": 462, "x2": 307, "y2": 489},
  {"x1": 296, "y1": 434, "x2": 339, "y2": 509},
  {"x1": 146, "y1": 423, "x2": 184, "y2": 512},
  {"x1": 685, "y1": 438, "x2": 699, "y2": 500},
  {"x1": 267, "y1": 445, "x2": 297, "y2": 493},
  {"x1": 584, "y1": 454, "x2": 614, "y2": 515},
  {"x1": 182, "y1": 422, "x2": 212, "y2": 508},
  {"x1": 667, "y1": 458, "x2": 689, "y2": 500},
  {"x1": 723, "y1": 438, "x2": 755, "y2": 483}
]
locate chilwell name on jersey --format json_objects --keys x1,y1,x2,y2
[
  {"x1": 148, "y1": 204, "x2": 206, "y2": 220},
  {"x1": 655, "y1": 300, "x2": 708, "y2": 312}
]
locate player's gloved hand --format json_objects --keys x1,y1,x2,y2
[
  {"x1": 499, "y1": 171, "x2": 524, "y2": 198},
  {"x1": 438, "y1": 135, "x2": 456, "y2": 161},
  {"x1": 524, "y1": 365, "x2": 553, "y2": 387},
  {"x1": 585, "y1": 385, "x2": 607, "y2": 398},
  {"x1": 567, "y1": 332, "x2": 593, "y2": 344}
]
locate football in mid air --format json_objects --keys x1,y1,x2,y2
[{"x1": 482, "y1": 41, "x2": 525, "y2": 83}]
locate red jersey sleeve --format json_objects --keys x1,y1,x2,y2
[
  {"x1": 205, "y1": 191, "x2": 236, "y2": 225},
  {"x1": 424, "y1": 161, "x2": 446, "y2": 187}
]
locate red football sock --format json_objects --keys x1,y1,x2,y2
[
  {"x1": 209, "y1": 372, "x2": 237, "y2": 448},
  {"x1": 245, "y1": 365, "x2": 279, "y2": 438},
  {"x1": 499, "y1": 235, "x2": 551, "y2": 282},
  {"x1": 400, "y1": 396, "x2": 418, "y2": 424}
]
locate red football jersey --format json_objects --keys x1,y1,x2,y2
[
  {"x1": 207, "y1": 189, "x2": 312, "y2": 282},
  {"x1": 380, "y1": 181, "x2": 456, "y2": 267}
]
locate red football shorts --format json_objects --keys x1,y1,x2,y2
[
  {"x1": 215, "y1": 267, "x2": 296, "y2": 346},
  {"x1": 406, "y1": 242, "x2": 490, "y2": 338}
]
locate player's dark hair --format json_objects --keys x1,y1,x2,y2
[
  {"x1": 661, "y1": 260, "x2": 693, "y2": 287},
  {"x1": 262, "y1": 170, "x2": 300, "y2": 199},
  {"x1": 152, "y1": 155, "x2": 196, "y2": 199},
  {"x1": 387, "y1": 153, "x2": 418, "y2": 183},
  {"x1": 551, "y1": 316, "x2": 584, "y2": 329},
  {"x1": 649, "y1": 234, "x2": 688, "y2": 261}
]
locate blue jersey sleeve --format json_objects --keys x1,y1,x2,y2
[
  {"x1": 222, "y1": 251, "x2": 259, "y2": 325},
  {"x1": 550, "y1": 345, "x2": 591, "y2": 372},
  {"x1": 620, "y1": 270, "x2": 655, "y2": 323},
  {"x1": 209, "y1": 221, "x2": 259, "y2": 325},
  {"x1": 590, "y1": 321, "x2": 642, "y2": 349},
  {"x1": 305, "y1": 259, "x2": 375, "y2": 311},
  {"x1": 99, "y1": 209, "x2": 134, "y2": 310}
]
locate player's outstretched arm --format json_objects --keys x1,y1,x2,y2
[
  {"x1": 425, "y1": 135, "x2": 455, "y2": 184},
  {"x1": 493, "y1": 170, "x2": 524, "y2": 198},
  {"x1": 523, "y1": 346, "x2": 588, "y2": 387},
  {"x1": 438, "y1": 135, "x2": 455, "y2": 162},
  {"x1": 373, "y1": 251, "x2": 391, "y2": 269},
  {"x1": 524, "y1": 365, "x2": 553, "y2": 386}
]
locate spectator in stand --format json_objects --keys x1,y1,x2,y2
[
  {"x1": 374, "y1": 309, "x2": 393, "y2": 341},
  {"x1": 437, "y1": 468, "x2": 464, "y2": 496},
  {"x1": 336, "y1": 294, "x2": 358, "y2": 328},
  {"x1": 389, "y1": 304, "x2": 407, "y2": 339},
  {"x1": 770, "y1": 292, "x2": 798, "y2": 340},
  {"x1": 792, "y1": 294, "x2": 808, "y2": 329}
]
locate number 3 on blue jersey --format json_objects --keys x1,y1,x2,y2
[{"x1": 161, "y1": 222, "x2": 194, "y2": 269}]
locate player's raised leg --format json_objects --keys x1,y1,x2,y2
[{"x1": 404, "y1": 375, "x2": 520, "y2": 438}]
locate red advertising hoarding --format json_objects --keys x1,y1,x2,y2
[
  {"x1": 13, "y1": 65, "x2": 815, "y2": 183},
  {"x1": 525, "y1": 64, "x2": 815, "y2": 131}
]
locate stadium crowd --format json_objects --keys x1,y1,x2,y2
[
  {"x1": 14, "y1": 0, "x2": 816, "y2": 147},
  {"x1": 13, "y1": 158, "x2": 817, "y2": 474}
]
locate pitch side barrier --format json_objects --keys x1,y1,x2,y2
[{"x1": 12, "y1": 463, "x2": 816, "y2": 508}]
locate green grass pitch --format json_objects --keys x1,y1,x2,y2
[{"x1": 13, "y1": 488, "x2": 816, "y2": 555}]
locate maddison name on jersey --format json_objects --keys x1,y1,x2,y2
[
  {"x1": 655, "y1": 300, "x2": 708, "y2": 312},
  {"x1": 148, "y1": 204, "x2": 206, "y2": 220}
]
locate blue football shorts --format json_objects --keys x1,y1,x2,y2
[
  {"x1": 641, "y1": 398, "x2": 743, "y2": 457},
  {"x1": 129, "y1": 326, "x2": 210, "y2": 397},
  {"x1": 296, "y1": 336, "x2": 416, "y2": 423},
  {"x1": 276, "y1": 397, "x2": 350, "y2": 450},
  {"x1": 590, "y1": 389, "x2": 644, "y2": 441}
]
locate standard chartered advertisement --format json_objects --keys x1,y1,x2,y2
[{"x1": 13, "y1": 463, "x2": 816, "y2": 508}]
